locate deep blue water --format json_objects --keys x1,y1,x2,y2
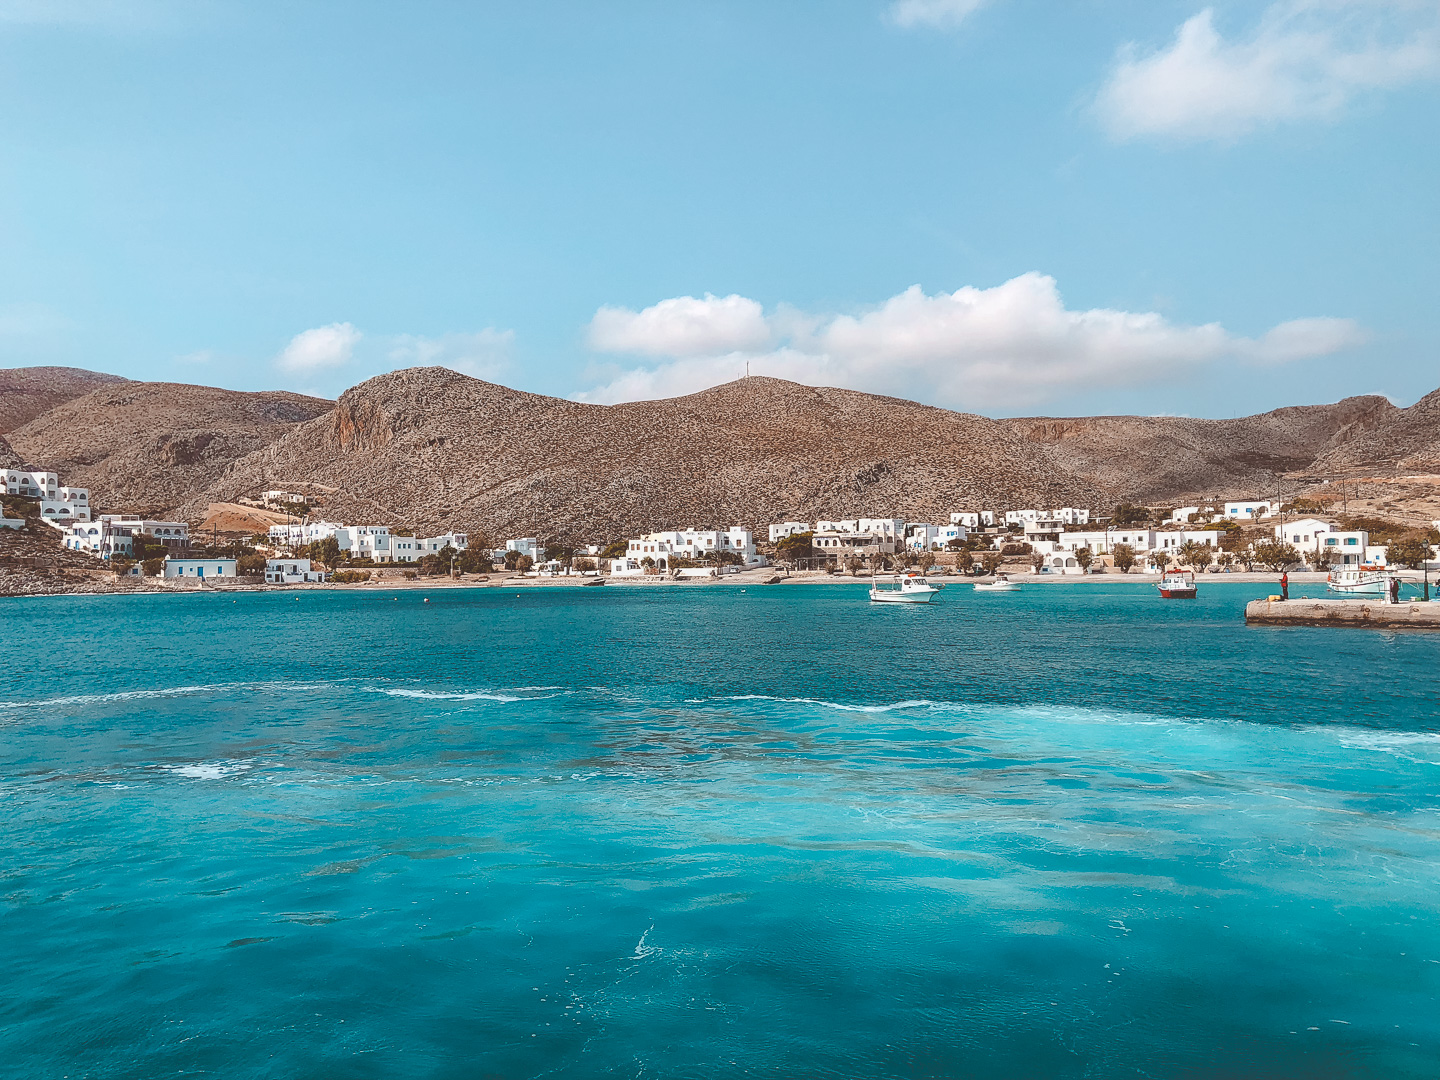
[{"x1": 2, "y1": 581, "x2": 1439, "y2": 1078}]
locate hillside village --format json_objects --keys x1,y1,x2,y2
[{"x1": 6, "y1": 461, "x2": 1438, "y2": 594}]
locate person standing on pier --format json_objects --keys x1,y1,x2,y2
[{"x1": 1280, "y1": 571, "x2": 1288, "y2": 600}]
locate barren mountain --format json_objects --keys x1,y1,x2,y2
[
  {"x1": 1008, "y1": 396, "x2": 1398, "y2": 502},
  {"x1": 9, "y1": 381, "x2": 333, "y2": 514},
  {"x1": 0, "y1": 366, "x2": 131, "y2": 433},
  {"x1": 183, "y1": 368, "x2": 1111, "y2": 541},
  {"x1": 1306, "y1": 388, "x2": 1440, "y2": 476}
]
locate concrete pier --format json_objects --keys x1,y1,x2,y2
[{"x1": 1245, "y1": 596, "x2": 1440, "y2": 629}]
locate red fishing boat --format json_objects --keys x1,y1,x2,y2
[{"x1": 1158, "y1": 569, "x2": 1197, "y2": 599}]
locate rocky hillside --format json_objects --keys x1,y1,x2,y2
[
  {"x1": 182, "y1": 368, "x2": 1111, "y2": 541},
  {"x1": 8, "y1": 381, "x2": 333, "y2": 514},
  {"x1": 0, "y1": 434, "x2": 22, "y2": 470},
  {"x1": 1305, "y1": 388, "x2": 1440, "y2": 476},
  {"x1": 1009, "y1": 396, "x2": 1398, "y2": 502},
  {"x1": 0, "y1": 366, "x2": 131, "y2": 433}
]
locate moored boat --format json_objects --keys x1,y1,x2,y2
[
  {"x1": 1327, "y1": 565, "x2": 1393, "y2": 597},
  {"x1": 1158, "y1": 569, "x2": 1197, "y2": 599},
  {"x1": 974, "y1": 573, "x2": 1020, "y2": 592},
  {"x1": 869, "y1": 573, "x2": 940, "y2": 603}
]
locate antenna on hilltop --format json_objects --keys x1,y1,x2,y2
[{"x1": 746, "y1": 361, "x2": 750, "y2": 379}]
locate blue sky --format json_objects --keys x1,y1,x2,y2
[{"x1": 1, "y1": 0, "x2": 1437, "y2": 417}]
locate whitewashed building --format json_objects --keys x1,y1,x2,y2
[
  {"x1": 622, "y1": 527, "x2": 762, "y2": 570},
  {"x1": 164, "y1": 557, "x2": 237, "y2": 580},
  {"x1": 1225, "y1": 500, "x2": 1278, "y2": 520},
  {"x1": 1315, "y1": 531, "x2": 1369, "y2": 566},
  {"x1": 4, "y1": 470, "x2": 58, "y2": 498},
  {"x1": 265, "y1": 558, "x2": 325, "y2": 583},
  {"x1": 420, "y1": 532, "x2": 468, "y2": 554},
  {"x1": 1275, "y1": 518, "x2": 1336, "y2": 547},
  {"x1": 768, "y1": 522, "x2": 812, "y2": 542},
  {"x1": 100, "y1": 515, "x2": 189, "y2": 547},
  {"x1": 1152, "y1": 530, "x2": 1222, "y2": 552},
  {"x1": 1056, "y1": 529, "x2": 1158, "y2": 554},
  {"x1": 950, "y1": 511, "x2": 996, "y2": 528},
  {"x1": 61, "y1": 520, "x2": 131, "y2": 559},
  {"x1": 39, "y1": 487, "x2": 91, "y2": 522}
]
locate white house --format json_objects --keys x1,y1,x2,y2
[
  {"x1": 99, "y1": 515, "x2": 189, "y2": 547},
  {"x1": 906, "y1": 523, "x2": 967, "y2": 550},
  {"x1": 506, "y1": 537, "x2": 541, "y2": 559},
  {"x1": 1022, "y1": 516, "x2": 1065, "y2": 543},
  {"x1": 4, "y1": 470, "x2": 58, "y2": 498},
  {"x1": 950, "y1": 511, "x2": 996, "y2": 528},
  {"x1": 623, "y1": 527, "x2": 763, "y2": 570},
  {"x1": 163, "y1": 557, "x2": 236, "y2": 580},
  {"x1": 1225, "y1": 500, "x2": 1278, "y2": 520},
  {"x1": 39, "y1": 487, "x2": 90, "y2": 522},
  {"x1": 269, "y1": 520, "x2": 342, "y2": 547},
  {"x1": 1314, "y1": 531, "x2": 1369, "y2": 566},
  {"x1": 768, "y1": 521, "x2": 811, "y2": 542},
  {"x1": 265, "y1": 558, "x2": 325, "y2": 583},
  {"x1": 1056, "y1": 529, "x2": 1157, "y2": 554},
  {"x1": 420, "y1": 532, "x2": 468, "y2": 554},
  {"x1": 1152, "y1": 529, "x2": 1222, "y2": 551},
  {"x1": 1275, "y1": 518, "x2": 1336, "y2": 547},
  {"x1": 61, "y1": 521, "x2": 129, "y2": 558},
  {"x1": 1005, "y1": 508, "x2": 1090, "y2": 527},
  {"x1": 1169, "y1": 506, "x2": 1200, "y2": 524}
]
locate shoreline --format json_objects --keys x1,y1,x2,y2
[{"x1": 5, "y1": 567, "x2": 1434, "y2": 600}]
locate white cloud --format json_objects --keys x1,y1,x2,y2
[
  {"x1": 889, "y1": 0, "x2": 990, "y2": 30},
  {"x1": 387, "y1": 329, "x2": 514, "y2": 380},
  {"x1": 588, "y1": 293, "x2": 771, "y2": 358},
  {"x1": 576, "y1": 272, "x2": 1364, "y2": 409},
  {"x1": 275, "y1": 322, "x2": 362, "y2": 373},
  {"x1": 1097, "y1": 2, "x2": 1440, "y2": 141}
]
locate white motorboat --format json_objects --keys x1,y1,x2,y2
[
  {"x1": 869, "y1": 574, "x2": 941, "y2": 603},
  {"x1": 1327, "y1": 565, "x2": 1394, "y2": 597},
  {"x1": 973, "y1": 573, "x2": 1020, "y2": 592}
]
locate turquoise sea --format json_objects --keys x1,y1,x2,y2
[{"x1": 2, "y1": 581, "x2": 1439, "y2": 1078}]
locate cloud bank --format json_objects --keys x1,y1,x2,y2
[
  {"x1": 1097, "y1": 1, "x2": 1440, "y2": 141},
  {"x1": 575, "y1": 273, "x2": 1364, "y2": 410}
]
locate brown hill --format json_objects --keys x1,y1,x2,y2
[
  {"x1": 1008, "y1": 395, "x2": 1398, "y2": 502},
  {"x1": 1306, "y1": 388, "x2": 1440, "y2": 476},
  {"x1": 182, "y1": 368, "x2": 1111, "y2": 541},
  {"x1": 0, "y1": 434, "x2": 22, "y2": 470},
  {"x1": 0, "y1": 366, "x2": 131, "y2": 433},
  {"x1": 8, "y1": 381, "x2": 333, "y2": 514}
]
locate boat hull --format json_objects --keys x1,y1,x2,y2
[
  {"x1": 1158, "y1": 586, "x2": 1197, "y2": 599},
  {"x1": 973, "y1": 583, "x2": 1019, "y2": 592},
  {"x1": 869, "y1": 591, "x2": 934, "y2": 603},
  {"x1": 1326, "y1": 581, "x2": 1387, "y2": 597}
]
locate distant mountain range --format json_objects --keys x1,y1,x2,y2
[{"x1": 2, "y1": 364, "x2": 1433, "y2": 540}]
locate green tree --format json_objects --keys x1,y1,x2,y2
[
  {"x1": 955, "y1": 549, "x2": 975, "y2": 576},
  {"x1": 775, "y1": 531, "x2": 814, "y2": 563},
  {"x1": 1111, "y1": 503, "x2": 1151, "y2": 526},
  {"x1": 1216, "y1": 551, "x2": 1235, "y2": 571},
  {"x1": 142, "y1": 557, "x2": 165, "y2": 577},
  {"x1": 1309, "y1": 547, "x2": 1335, "y2": 571},
  {"x1": 313, "y1": 536, "x2": 342, "y2": 569},
  {"x1": 515, "y1": 554, "x2": 534, "y2": 573},
  {"x1": 1178, "y1": 540, "x2": 1211, "y2": 571},
  {"x1": 503, "y1": 549, "x2": 521, "y2": 570},
  {"x1": 1386, "y1": 537, "x2": 1432, "y2": 569},
  {"x1": 600, "y1": 539, "x2": 627, "y2": 560},
  {"x1": 1029, "y1": 551, "x2": 1047, "y2": 573},
  {"x1": 980, "y1": 552, "x2": 1002, "y2": 575},
  {"x1": 1074, "y1": 546, "x2": 1093, "y2": 572},
  {"x1": 458, "y1": 548, "x2": 494, "y2": 574},
  {"x1": 1150, "y1": 549, "x2": 1171, "y2": 572},
  {"x1": 237, "y1": 552, "x2": 267, "y2": 575},
  {"x1": 1112, "y1": 544, "x2": 1137, "y2": 573},
  {"x1": 919, "y1": 551, "x2": 936, "y2": 573},
  {"x1": 1252, "y1": 540, "x2": 1301, "y2": 572},
  {"x1": 640, "y1": 556, "x2": 655, "y2": 571}
]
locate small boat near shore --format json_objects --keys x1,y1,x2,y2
[
  {"x1": 974, "y1": 574, "x2": 1020, "y2": 592},
  {"x1": 869, "y1": 573, "x2": 941, "y2": 603},
  {"x1": 1327, "y1": 565, "x2": 1394, "y2": 597},
  {"x1": 1158, "y1": 569, "x2": 1197, "y2": 599}
]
